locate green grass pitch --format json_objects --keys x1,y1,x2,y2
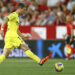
[{"x1": 0, "y1": 58, "x2": 75, "y2": 75}]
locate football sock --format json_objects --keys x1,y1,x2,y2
[
  {"x1": 25, "y1": 50, "x2": 40, "y2": 63},
  {"x1": 0, "y1": 54, "x2": 6, "y2": 63},
  {"x1": 66, "y1": 44, "x2": 73, "y2": 59},
  {"x1": 67, "y1": 54, "x2": 70, "y2": 59},
  {"x1": 49, "y1": 52, "x2": 52, "y2": 58},
  {"x1": 66, "y1": 44, "x2": 72, "y2": 54}
]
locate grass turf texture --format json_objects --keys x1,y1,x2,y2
[{"x1": 0, "y1": 58, "x2": 75, "y2": 75}]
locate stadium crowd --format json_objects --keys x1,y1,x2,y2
[{"x1": 0, "y1": 0, "x2": 75, "y2": 26}]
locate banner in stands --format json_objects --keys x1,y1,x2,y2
[
  {"x1": 0, "y1": 40, "x2": 75, "y2": 58},
  {"x1": 31, "y1": 27, "x2": 47, "y2": 39},
  {"x1": 0, "y1": 25, "x2": 75, "y2": 40}
]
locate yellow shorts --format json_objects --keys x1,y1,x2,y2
[{"x1": 4, "y1": 36, "x2": 25, "y2": 51}]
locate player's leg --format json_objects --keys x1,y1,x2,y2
[
  {"x1": 66, "y1": 35, "x2": 74, "y2": 59},
  {"x1": 1, "y1": 37, "x2": 13, "y2": 63},
  {"x1": 20, "y1": 44, "x2": 48, "y2": 65},
  {"x1": 0, "y1": 48, "x2": 11, "y2": 63},
  {"x1": 49, "y1": 51, "x2": 52, "y2": 58},
  {"x1": 70, "y1": 40, "x2": 75, "y2": 54},
  {"x1": 15, "y1": 36, "x2": 48, "y2": 65},
  {"x1": 66, "y1": 35, "x2": 71, "y2": 59}
]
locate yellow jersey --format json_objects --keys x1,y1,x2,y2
[
  {"x1": 5, "y1": 12, "x2": 20, "y2": 38},
  {"x1": 4, "y1": 12, "x2": 25, "y2": 50}
]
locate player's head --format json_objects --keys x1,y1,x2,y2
[
  {"x1": 66, "y1": 15, "x2": 74, "y2": 22},
  {"x1": 17, "y1": 3, "x2": 27, "y2": 15}
]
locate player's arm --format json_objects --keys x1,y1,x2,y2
[
  {"x1": 0, "y1": 13, "x2": 15, "y2": 36},
  {"x1": 63, "y1": 33, "x2": 67, "y2": 39},
  {"x1": 70, "y1": 28, "x2": 74, "y2": 42},
  {"x1": 0, "y1": 17, "x2": 8, "y2": 36},
  {"x1": 17, "y1": 30, "x2": 31, "y2": 40},
  {"x1": 71, "y1": 28, "x2": 74, "y2": 38}
]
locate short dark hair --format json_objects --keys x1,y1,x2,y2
[{"x1": 18, "y1": 3, "x2": 26, "y2": 8}]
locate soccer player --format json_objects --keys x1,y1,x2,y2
[
  {"x1": 65, "y1": 15, "x2": 75, "y2": 60},
  {"x1": 0, "y1": 3, "x2": 48, "y2": 65}
]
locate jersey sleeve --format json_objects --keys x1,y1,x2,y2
[{"x1": 7, "y1": 13, "x2": 16, "y2": 21}]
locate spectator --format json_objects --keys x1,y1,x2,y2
[
  {"x1": 48, "y1": 8, "x2": 56, "y2": 25},
  {"x1": 21, "y1": 13, "x2": 32, "y2": 26},
  {"x1": 36, "y1": 11, "x2": 48, "y2": 25},
  {"x1": 0, "y1": 15, "x2": 3, "y2": 25},
  {"x1": 30, "y1": 10, "x2": 39, "y2": 25},
  {"x1": 29, "y1": 0, "x2": 37, "y2": 11},
  {"x1": 1, "y1": 6, "x2": 8, "y2": 13},
  {"x1": 7, "y1": 3, "x2": 14, "y2": 12},
  {"x1": 41, "y1": 11, "x2": 49, "y2": 25},
  {"x1": 0, "y1": 0, "x2": 73, "y2": 26},
  {"x1": 0, "y1": 0, "x2": 4, "y2": 12},
  {"x1": 56, "y1": 7, "x2": 65, "y2": 24},
  {"x1": 47, "y1": 0, "x2": 65, "y2": 6},
  {"x1": 67, "y1": 0, "x2": 73, "y2": 11}
]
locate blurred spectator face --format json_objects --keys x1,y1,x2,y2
[
  {"x1": 44, "y1": 11, "x2": 49, "y2": 17},
  {"x1": 53, "y1": 8, "x2": 57, "y2": 14},
  {"x1": 48, "y1": 9, "x2": 56, "y2": 24},
  {"x1": 31, "y1": 0, "x2": 36, "y2": 5},
  {"x1": 33, "y1": 10, "x2": 39, "y2": 16},
  {"x1": 27, "y1": 14, "x2": 32, "y2": 21},
  {"x1": 29, "y1": 0, "x2": 37, "y2": 11},
  {"x1": 48, "y1": 8, "x2": 51, "y2": 14},
  {"x1": 62, "y1": 5, "x2": 67, "y2": 12},
  {"x1": 7, "y1": 3, "x2": 14, "y2": 12},
  {"x1": 71, "y1": 5, "x2": 75, "y2": 15},
  {"x1": 66, "y1": 16, "x2": 74, "y2": 22},
  {"x1": 0, "y1": 0, "x2": 4, "y2": 8},
  {"x1": 0, "y1": 15, "x2": 3, "y2": 25},
  {"x1": 72, "y1": 5, "x2": 75, "y2": 11},
  {"x1": 57, "y1": 7, "x2": 61, "y2": 12},
  {"x1": 57, "y1": 7, "x2": 62, "y2": 17},
  {"x1": 27, "y1": 8, "x2": 33, "y2": 14},
  {"x1": 1, "y1": 6, "x2": 8, "y2": 13}
]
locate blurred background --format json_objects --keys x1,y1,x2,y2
[{"x1": 0, "y1": 0, "x2": 75, "y2": 58}]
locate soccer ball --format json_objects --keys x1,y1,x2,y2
[{"x1": 54, "y1": 62, "x2": 64, "y2": 72}]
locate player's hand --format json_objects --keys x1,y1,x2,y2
[
  {"x1": 26, "y1": 33, "x2": 32, "y2": 40},
  {"x1": 63, "y1": 34, "x2": 67, "y2": 39},
  {"x1": 0, "y1": 30, "x2": 4, "y2": 36},
  {"x1": 63, "y1": 34, "x2": 65, "y2": 39},
  {"x1": 24, "y1": 33, "x2": 32, "y2": 40},
  {"x1": 70, "y1": 38, "x2": 72, "y2": 42}
]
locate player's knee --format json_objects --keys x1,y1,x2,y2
[{"x1": 3, "y1": 49, "x2": 10, "y2": 58}]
